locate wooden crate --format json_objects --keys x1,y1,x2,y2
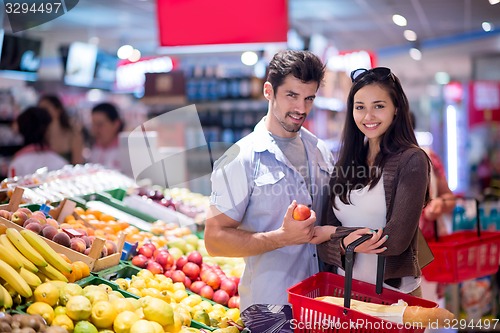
[{"x1": 0, "y1": 187, "x2": 125, "y2": 272}]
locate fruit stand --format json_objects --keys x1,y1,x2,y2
[{"x1": 0, "y1": 166, "x2": 245, "y2": 333}]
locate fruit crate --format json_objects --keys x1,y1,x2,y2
[{"x1": 0, "y1": 188, "x2": 125, "y2": 272}]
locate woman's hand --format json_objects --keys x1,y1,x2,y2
[{"x1": 342, "y1": 228, "x2": 387, "y2": 254}]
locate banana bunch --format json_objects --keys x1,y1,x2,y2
[{"x1": 0, "y1": 227, "x2": 74, "y2": 309}]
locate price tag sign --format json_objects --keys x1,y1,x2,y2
[{"x1": 3, "y1": 0, "x2": 79, "y2": 32}]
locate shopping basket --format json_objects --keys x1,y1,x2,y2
[
  {"x1": 288, "y1": 234, "x2": 438, "y2": 333},
  {"x1": 422, "y1": 197, "x2": 500, "y2": 283}
]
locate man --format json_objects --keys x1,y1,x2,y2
[{"x1": 204, "y1": 50, "x2": 334, "y2": 311}]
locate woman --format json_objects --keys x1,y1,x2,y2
[
  {"x1": 314, "y1": 67, "x2": 430, "y2": 296},
  {"x1": 89, "y1": 102, "x2": 124, "y2": 171},
  {"x1": 9, "y1": 107, "x2": 68, "y2": 177},
  {"x1": 38, "y1": 95, "x2": 85, "y2": 164}
]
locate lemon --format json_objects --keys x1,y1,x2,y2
[
  {"x1": 172, "y1": 282, "x2": 185, "y2": 291},
  {"x1": 74, "y1": 320, "x2": 98, "y2": 333},
  {"x1": 34, "y1": 282, "x2": 60, "y2": 307},
  {"x1": 192, "y1": 309, "x2": 210, "y2": 326},
  {"x1": 107, "y1": 290, "x2": 125, "y2": 302},
  {"x1": 60, "y1": 283, "x2": 84, "y2": 306},
  {"x1": 86, "y1": 290, "x2": 109, "y2": 304},
  {"x1": 66, "y1": 295, "x2": 92, "y2": 321},
  {"x1": 175, "y1": 305, "x2": 192, "y2": 326},
  {"x1": 126, "y1": 298, "x2": 142, "y2": 311},
  {"x1": 83, "y1": 285, "x2": 102, "y2": 296},
  {"x1": 149, "y1": 320, "x2": 164, "y2": 333},
  {"x1": 54, "y1": 305, "x2": 67, "y2": 316},
  {"x1": 98, "y1": 284, "x2": 113, "y2": 293},
  {"x1": 113, "y1": 310, "x2": 140, "y2": 333},
  {"x1": 98, "y1": 330, "x2": 114, "y2": 333},
  {"x1": 52, "y1": 314, "x2": 74, "y2": 332},
  {"x1": 126, "y1": 287, "x2": 143, "y2": 297},
  {"x1": 130, "y1": 319, "x2": 155, "y2": 333},
  {"x1": 146, "y1": 279, "x2": 160, "y2": 290},
  {"x1": 140, "y1": 296, "x2": 174, "y2": 326},
  {"x1": 27, "y1": 301, "x2": 55, "y2": 325},
  {"x1": 91, "y1": 300, "x2": 118, "y2": 329},
  {"x1": 49, "y1": 280, "x2": 68, "y2": 291},
  {"x1": 163, "y1": 312, "x2": 182, "y2": 333},
  {"x1": 198, "y1": 300, "x2": 213, "y2": 313},
  {"x1": 172, "y1": 289, "x2": 188, "y2": 303},
  {"x1": 181, "y1": 294, "x2": 202, "y2": 308},
  {"x1": 225, "y1": 308, "x2": 241, "y2": 322},
  {"x1": 114, "y1": 278, "x2": 129, "y2": 290},
  {"x1": 137, "y1": 269, "x2": 154, "y2": 279},
  {"x1": 135, "y1": 307, "x2": 144, "y2": 319},
  {"x1": 110, "y1": 298, "x2": 135, "y2": 313}
]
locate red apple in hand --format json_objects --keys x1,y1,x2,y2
[{"x1": 293, "y1": 204, "x2": 311, "y2": 221}]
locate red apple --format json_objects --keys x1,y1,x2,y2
[
  {"x1": 293, "y1": 204, "x2": 311, "y2": 221},
  {"x1": 182, "y1": 262, "x2": 201, "y2": 281},
  {"x1": 229, "y1": 276, "x2": 240, "y2": 291},
  {"x1": 171, "y1": 270, "x2": 186, "y2": 283},
  {"x1": 203, "y1": 272, "x2": 221, "y2": 290},
  {"x1": 187, "y1": 251, "x2": 203, "y2": 266},
  {"x1": 142, "y1": 242, "x2": 157, "y2": 253},
  {"x1": 199, "y1": 285, "x2": 214, "y2": 300},
  {"x1": 219, "y1": 278, "x2": 237, "y2": 297},
  {"x1": 138, "y1": 245, "x2": 154, "y2": 258},
  {"x1": 164, "y1": 270, "x2": 172, "y2": 278},
  {"x1": 155, "y1": 250, "x2": 174, "y2": 270},
  {"x1": 184, "y1": 276, "x2": 192, "y2": 288},
  {"x1": 147, "y1": 261, "x2": 164, "y2": 274},
  {"x1": 228, "y1": 295, "x2": 240, "y2": 309},
  {"x1": 213, "y1": 289, "x2": 230, "y2": 306},
  {"x1": 176, "y1": 256, "x2": 188, "y2": 270},
  {"x1": 132, "y1": 254, "x2": 149, "y2": 268},
  {"x1": 190, "y1": 281, "x2": 206, "y2": 294}
]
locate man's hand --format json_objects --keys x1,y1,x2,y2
[
  {"x1": 423, "y1": 198, "x2": 445, "y2": 221},
  {"x1": 276, "y1": 200, "x2": 316, "y2": 247}
]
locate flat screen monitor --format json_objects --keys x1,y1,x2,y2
[
  {"x1": 0, "y1": 32, "x2": 42, "y2": 78},
  {"x1": 64, "y1": 42, "x2": 98, "y2": 87}
]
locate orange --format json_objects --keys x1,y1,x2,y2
[
  {"x1": 73, "y1": 261, "x2": 91, "y2": 278},
  {"x1": 100, "y1": 214, "x2": 116, "y2": 222},
  {"x1": 59, "y1": 253, "x2": 72, "y2": 264},
  {"x1": 71, "y1": 262, "x2": 84, "y2": 281},
  {"x1": 27, "y1": 301, "x2": 55, "y2": 324},
  {"x1": 64, "y1": 215, "x2": 76, "y2": 223},
  {"x1": 74, "y1": 207, "x2": 86, "y2": 215},
  {"x1": 34, "y1": 282, "x2": 60, "y2": 307}
]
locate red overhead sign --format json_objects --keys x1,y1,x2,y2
[{"x1": 156, "y1": 0, "x2": 288, "y2": 47}]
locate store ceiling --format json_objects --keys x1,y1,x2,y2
[{"x1": 2, "y1": 0, "x2": 500, "y2": 92}]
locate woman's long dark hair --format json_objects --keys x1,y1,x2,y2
[
  {"x1": 39, "y1": 95, "x2": 71, "y2": 130},
  {"x1": 333, "y1": 69, "x2": 425, "y2": 206}
]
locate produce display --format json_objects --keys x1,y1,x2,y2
[{"x1": 0, "y1": 180, "x2": 247, "y2": 333}]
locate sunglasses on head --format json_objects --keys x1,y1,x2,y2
[{"x1": 350, "y1": 67, "x2": 394, "y2": 83}]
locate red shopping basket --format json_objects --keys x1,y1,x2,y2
[
  {"x1": 422, "y1": 198, "x2": 500, "y2": 283},
  {"x1": 288, "y1": 235, "x2": 438, "y2": 333}
]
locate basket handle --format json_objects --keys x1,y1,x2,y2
[
  {"x1": 343, "y1": 233, "x2": 385, "y2": 310},
  {"x1": 433, "y1": 197, "x2": 481, "y2": 242}
]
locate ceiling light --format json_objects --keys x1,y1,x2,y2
[
  {"x1": 241, "y1": 51, "x2": 259, "y2": 66},
  {"x1": 488, "y1": 0, "x2": 500, "y2": 4},
  {"x1": 409, "y1": 47, "x2": 422, "y2": 60},
  {"x1": 482, "y1": 22, "x2": 493, "y2": 31},
  {"x1": 117, "y1": 45, "x2": 134, "y2": 59},
  {"x1": 128, "y1": 49, "x2": 141, "y2": 62},
  {"x1": 404, "y1": 30, "x2": 417, "y2": 41},
  {"x1": 392, "y1": 14, "x2": 407, "y2": 27}
]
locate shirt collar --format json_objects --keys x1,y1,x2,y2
[{"x1": 252, "y1": 116, "x2": 318, "y2": 153}]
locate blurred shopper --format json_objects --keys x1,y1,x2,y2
[
  {"x1": 204, "y1": 50, "x2": 378, "y2": 312},
  {"x1": 315, "y1": 67, "x2": 430, "y2": 297},
  {"x1": 9, "y1": 106, "x2": 68, "y2": 177},
  {"x1": 89, "y1": 102, "x2": 124, "y2": 170},
  {"x1": 410, "y1": 112, "x2": 455, "y2": 241},
  {"x1": 38, "y1": 94, "x2": 85, "y2": 164}
]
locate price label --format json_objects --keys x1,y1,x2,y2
[{"x1": 3, "y1": 0, "x2": 79, "y2": 32}]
